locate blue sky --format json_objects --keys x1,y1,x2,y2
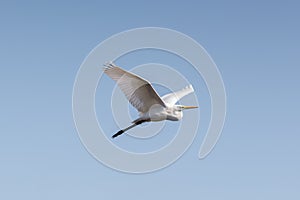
[{"x1": 0, "y1": 1, "x2": 299, "y2": 199}]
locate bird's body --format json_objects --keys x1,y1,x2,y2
[
  {"x1": 133, "y1": 104, "x2": 181, "y2": 123},
  {"x1": 104, "y1": 62, "x2": 198, "y2": 138}
]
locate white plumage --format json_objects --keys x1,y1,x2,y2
[
  {"x1": 104, "y1": 64, "x2": 165, "y2": 113},
  {"x1": 161, "y1": 85, "x2": 194, "y2": 106},
  {"x1": 104, "y1": 62, "x2": 198, "y2": 138}
]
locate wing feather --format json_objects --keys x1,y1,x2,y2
[
  {"x1": 104, "y1": 63, "x2": 166, "y2": 113},
  {"x1": 161, "y1": 85, "x2": 194, "y2": 106}
]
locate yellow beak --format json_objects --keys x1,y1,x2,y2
[{"x1": 182, "y1": 105, "x2": 198, "y2": 109}]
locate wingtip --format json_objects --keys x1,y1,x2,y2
[
  {"x1": 103, "y1": 61, "x2": 117, "y2": 71},
  {"x1": 186, "y1": 84, "x2": 194, "y2": 91}
]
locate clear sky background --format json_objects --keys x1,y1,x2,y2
[{"x1": 1, "y1": 1, "x2": 299, "y2": 199}]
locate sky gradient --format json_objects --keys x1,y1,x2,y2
[{"x1": 0, "y1": 1, "x2": 299, "y2": 199}]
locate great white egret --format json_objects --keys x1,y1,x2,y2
[{"x1": 104, "y1": 62, "x2": 198, "y2": 138}]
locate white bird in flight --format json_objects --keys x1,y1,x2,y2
[{"x1": 104, "y1": 62, "x2": 198, "y2": 138}]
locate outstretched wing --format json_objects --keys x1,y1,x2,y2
[
  {"x1": 161, "y1": 85, "x2": 194, "y2": 106},
  {"x1": 104, "y1": 62, "x2": 166, "y2": 113}
]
